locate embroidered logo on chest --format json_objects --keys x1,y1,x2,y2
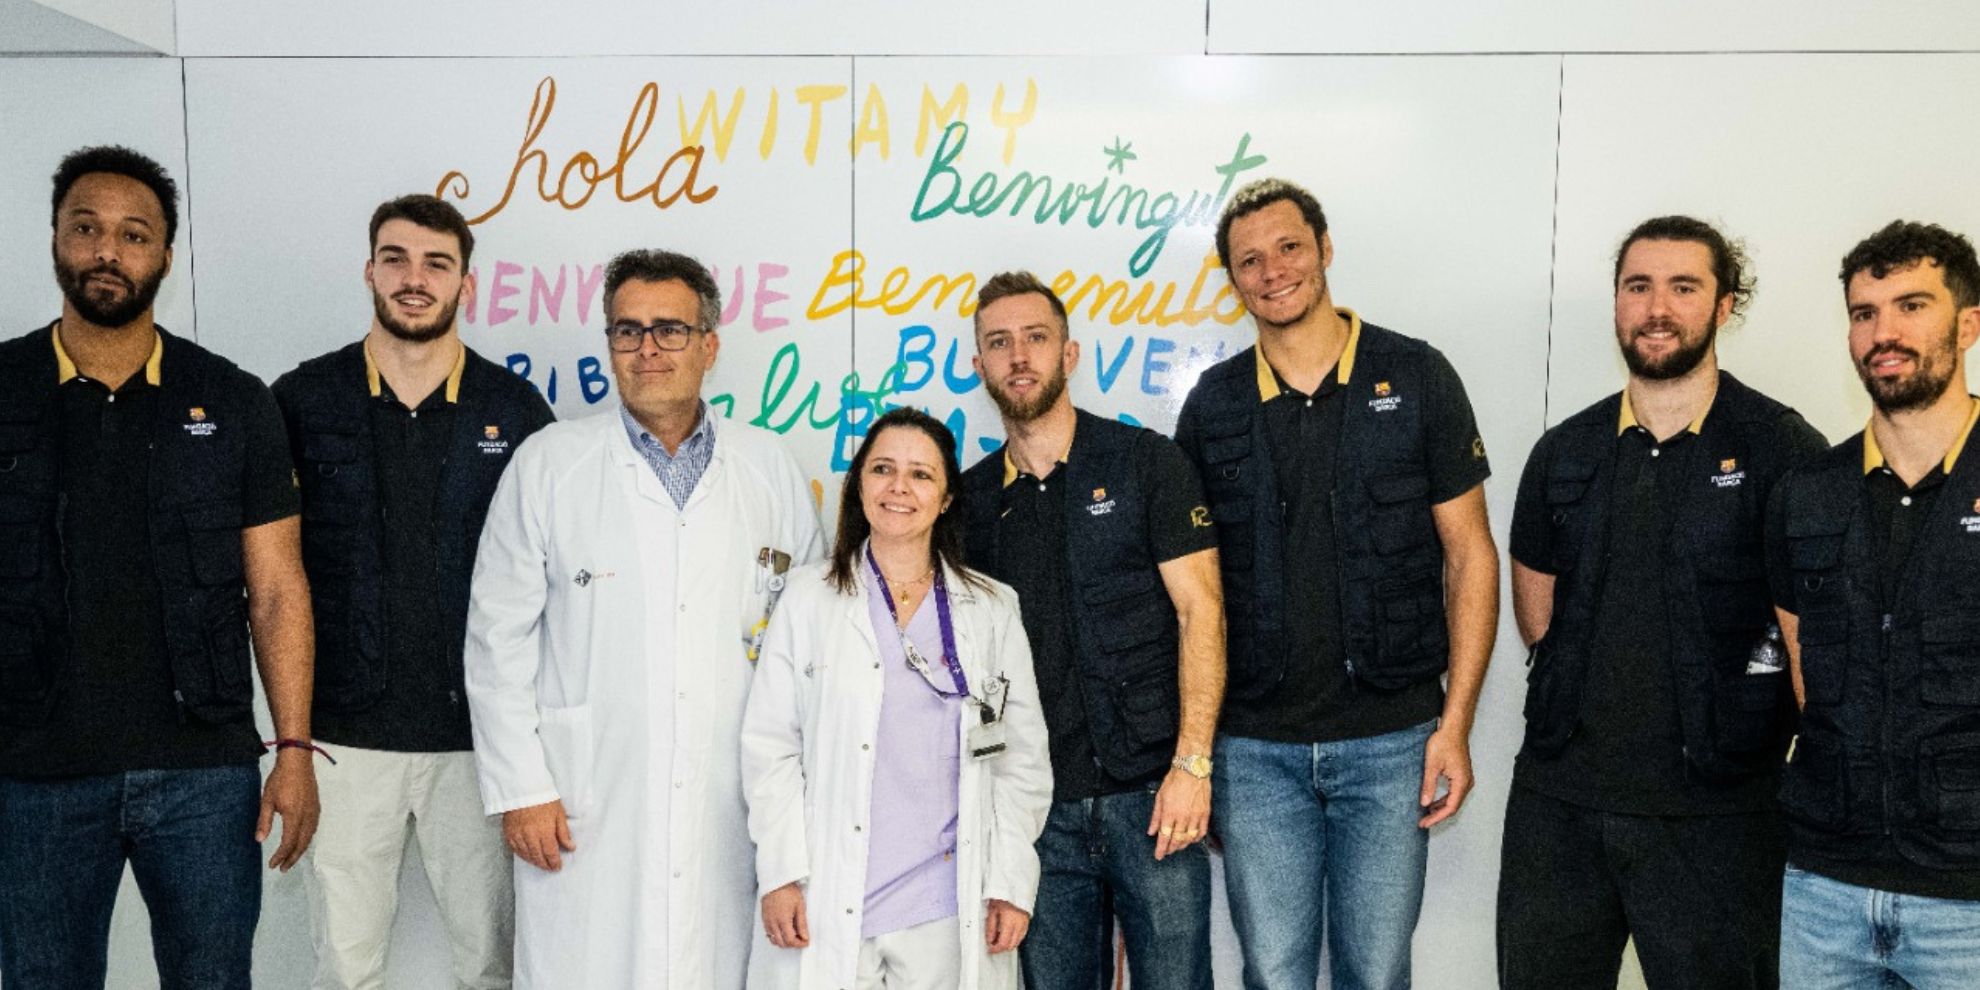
[
  {"x1": 478, "y1": 424, "x2": 511, "y2": 454},
  {"x1": 182, "y1": 406, "x2": 217, "y2": 437},
  {"x1": 1960, "y1": 497, "x2": 1980, "y2": 534},
  {"x1": 1087, "y1": 488, "x2": 1117, "y2": 517},
  {"x1": 1711, "y1": 457, "x2": 1746, "y2": 489},
  {"x1": 1367, "y1": 381, "x2": 1402, "y2": 413}
]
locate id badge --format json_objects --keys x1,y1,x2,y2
[{"x1": 968, "y1": 719, "x2": 1008, "y2": 761}]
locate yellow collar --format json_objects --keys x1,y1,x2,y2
[
  {"x1": 53, "y1": 324, "x2": 163, "y2": 386},
  {"x1": 1255, "y1": 308, "x2": 1361, "y2": 402},
  {"x1": 365, "y1": 338, "x2": 466, "y2": 404},
  {"x1": 1001, "y1": 421, "x2": 1077, "y2": 487},
  {"x1": 1862, "y1": 396, "x2": 1980, "y2": 476},
  {"x1": 1617, "y1": 387, "x2": 1710, "y2": 437}
]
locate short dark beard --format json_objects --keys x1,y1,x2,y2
[
  {"x1": 372, "y1": 289, "x2": 459, "y2": 344},
  {"x1": 1621, "y1": 319, "x2": 1716, "y2": 381},
  {"x1": 985, "y1": 365, "x2": 1068, "y2": 423},
  {"x1": 1861, "y1": 320, "x2": 1960, "y2": 412},
  {"x1": 55, "y1": 256, "x2": 165, "y2": 328}
]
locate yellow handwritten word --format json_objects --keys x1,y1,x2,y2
[
  {"x1": 806, "y1": 250, "x2": 1244, "y2": 328},
  {"x1": 437, "y1": 77, "x2": 718, "y2": 225},
  {"x1": 855, "y1": 78, "x2": 1037, "y2": 163},
  {"x1": 916, "y1": 84, "x2": 969, "y2": 157}
]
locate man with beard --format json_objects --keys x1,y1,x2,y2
[
  {"x1": 1767, "y1": 220, "x2": 1980, "y2": 988},
  {"x1": 1174, "y1": 178, "x2": 1499, "y2": 990},
  {"x1": 1498, "y1": 216, "x2": 1826, "y2": 989},
  {"x1": 957, "y1": 271, "x2": 1225, "y2": 990},
  {"x1": 271, "y1": 194, "x2": 552, "y2": 989},
  {"x1": 0, "y1": 146, "x2": 317, "y2": 989}
]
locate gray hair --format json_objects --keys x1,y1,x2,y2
[{"x1": 602, "y1": 249, "x2": 722, "y2": 332}]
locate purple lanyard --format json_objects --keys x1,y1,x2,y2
[{"x1": 866, "y1": 547, "x2": 967, "y2": 697}]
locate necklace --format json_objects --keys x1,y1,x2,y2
[{"x1": 883, "y1": 567, "x2": 936, "y2": 590}]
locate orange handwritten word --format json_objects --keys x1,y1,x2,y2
[{"x1": 437, "y1": 77, "x2": 718, "y2": 225}]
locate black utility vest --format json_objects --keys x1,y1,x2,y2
[
  {"x1": 963, "y1": 411, "x2": 1181, "y2": 783},
  {"x1": 0, "y1": 327, "x2": 260, "y2": 727},
  {"x1": 273, "y1": 343, "x2": 539, "y2": 714},
  {"x1": 1522, "y1": 374, "x2": 1798, "y2": 781},
  {"x1": 1181, "y1": 323, "x2": 1449, "y2": 701},
  {"x1": 1777, "y1": 430, "x2": 1980, "y2": 870}
]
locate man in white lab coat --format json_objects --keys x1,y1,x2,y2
[{"x1": 464, "y1": 248, "x2": 823, "y2": 989}]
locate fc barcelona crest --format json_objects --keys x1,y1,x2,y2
[
  {"x1": 484, "y1": 424, "x2": 501, "y2": 440},
  {"x1": 1374, "y1": 381, "x2": 1392, "y2": 397},
  {"x1": 1092, "y1": 488, "x2": 1107, "y2": 501},
  {"x1": 1720, "y1": 458, "x2": 1738, "y2": 474}
]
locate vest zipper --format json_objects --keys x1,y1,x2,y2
[
  {"x1": 1879, "y1": 611, "x2": 1894, "y2": 835},
  {"x1": 1326, "y1": 490, "x2": 1356, "y2": 682}
]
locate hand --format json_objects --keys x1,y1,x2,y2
[
  {"x1": 1147, "y1": 766, "x2": 1211, "y2": 860},
  {"x1": 504, "y1": 799, "x2": 576, "y2": 871},
  {"x1": 985, "y1": 899, "x2": 1030, "y2": 954},
  {"x1": 761, "y1": 881, "x2": 811, "y2": 949},
  {"x1": 1419, "y1": 724, "x2": 1473, "y2": 828},
  {"x1": 257, "y1": 748, "x2": 320, "y2": 871}
]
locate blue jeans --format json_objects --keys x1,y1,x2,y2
[
  {"x1": 1214, "y1": 720, "x2": 1435, "y2": 990},
  {"x1": 1019, "y1": 783, "x2": 1212, "y2": 990},
  {"x1": 1780, "y1": 865, "x2": 1980, "y2": 989},
  {"x1": 0, "y1": 766, "x2": 263, "y2": 990}
]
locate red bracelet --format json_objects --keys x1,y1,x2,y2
[{"x1": 263, "y1": 739, "x2": 337, "y2": 764}]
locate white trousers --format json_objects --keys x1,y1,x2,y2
[
  {"x1": 854, "y1": 916, "x2": 961, "y2": 990},
  {"x1": 303, "y1": 745, "x2": 514, "y2": 990}
]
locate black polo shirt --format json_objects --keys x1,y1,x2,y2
[
  {"x1": 1224, "y1": 331, "x2": 1487, "y2": 744},
  {"x1": 310, "y1": 371, "x2": 464, "y2": 752},
  {"x1": 994, "y1": 425, "x2": 1215, "y2": 801},
  {"x1": 1513, "y1": 401, "x2": 1780, "y2": 815},
  {"x1": 1767, "y1": 426, "x2": 1980, "y2": 900},
  {"x1": 0, "y1": 331, "x2": 295, "y2": 777}
]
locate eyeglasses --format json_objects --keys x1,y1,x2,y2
[{"x1": 604, "y1": 320, "x2": 703, "y2": 352}]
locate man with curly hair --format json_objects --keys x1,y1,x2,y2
[{"x1": 1767, "y1": 220, "x2": 1980, "y2": 988}]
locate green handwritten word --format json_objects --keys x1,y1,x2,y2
[
  {"x1": 719, "y1": 341, "x2": 909, "y2": 445},
  {"x1": 911, "y1": 122, "x2": 1267, "y2": 278}
]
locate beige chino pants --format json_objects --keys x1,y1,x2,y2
[{"x1": 303, "y1": 744, "x2": 514, "y2": 990}]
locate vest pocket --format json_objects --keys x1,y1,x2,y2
[
  {"x1": 1713, "y1": 669, "x2": 1789, "y2": 754},
  {"x1": 0, "y1": 604, "x2": 55, "y2": 725},
  {"x1": 1793, "y1": 607, "x2": 1849, "y2": 707},
  {"x1": 1366, "y1": 473, "x2": 1434, "y2": 555},
  {"x1": 182, "y1": 501, "x2": 245, "y2": 586},
  {"x1": 1779, "y1": 733, "x2": 1849, "y2": 830},
  {"x1": 1543, "y1": 459, "x2": 1598, "y2": 572},
  {"x1": 1921, "y1": 733, "x2": 1980, "y2": 838},
  {"x1": 203, "y1": 592, "x2": 253, "y2": 707},
  {"x1": 1210, "y1": 498, "x2": 1253, "y2": 572},
  {"x1": 301, "y1": 426, "x2": 362, "y2": 480},
  {"x1": 1112, "y1": 658, "x2": 1180, "y2": 753},
  {"x1": 1370, "y1": 577, "x2": 1448, "y2": 687},
  {"x1": 1919, "y1": 614, "x2": 1980, "y2": 708}
]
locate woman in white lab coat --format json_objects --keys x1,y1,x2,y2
[{"x1": 741, "y1": 407, "x2": 1052, "y2": 990}]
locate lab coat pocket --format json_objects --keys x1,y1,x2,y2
[{"x1": 537, "y1": 704, "x2": 595, "y2": 819}]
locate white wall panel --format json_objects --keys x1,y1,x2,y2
[
  {"x1": 176, "y1": 1, "x2": 1207, "y2": 57},
  {"x1": 1551, "y1": 53, "x2": 1980, "y2": 442},
  {"x1": 1212, "y1": 0, "x2": 1980, "y2": 54}
]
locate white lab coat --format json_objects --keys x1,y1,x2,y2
[
  {"x1": 741, "y1": 557, "x2": 1054, "y2": 990},
  {"x1": 465, "y1": 407, "x2": 823, "y2": 990}
]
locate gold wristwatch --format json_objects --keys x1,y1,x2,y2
[{"x1": 1172, "y1": 754, "x2": 1213, "y2": 779}]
